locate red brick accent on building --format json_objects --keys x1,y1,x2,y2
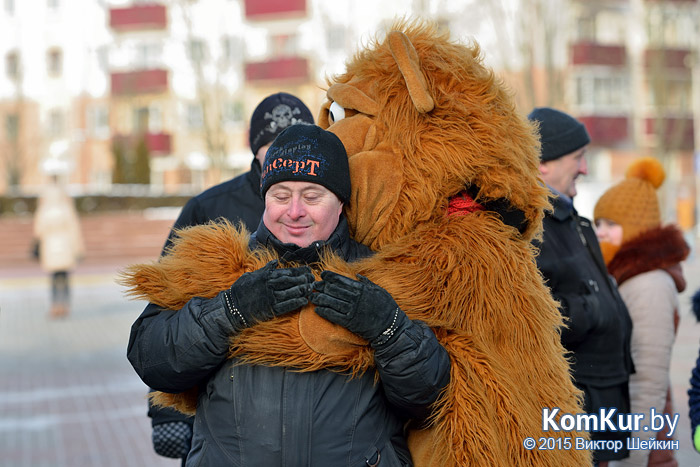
[
  {"x1": 245, "y1": 57, "x2": 309, "y2": 83},
  {"x1": 109, "y1": 4, "x2": 167, "y2": 31},
  {"x1": 111, "y1": 69, "x2": 168, "y2": 96},
  {"x1": 572, "y1": 42, "x2": 627, "y2": 67},
  {"x1": 244, "y1": 0, "x2": 306, "y2": 19},
  {"x1": 578, "y1": 116, "x2": 629, "y2": 145}
]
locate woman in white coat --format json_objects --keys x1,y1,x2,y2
[
  {"x1": 594, "y1": 157, "x2": 689, "y2": 467},
  {"x1": 33, "y1": 176, "x2": 85, "y2": 318}
]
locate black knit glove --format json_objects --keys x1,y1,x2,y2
[
  {"x1": 223, "y1": 260, "x2": 314, "y2": 331},
  {"x1": 310, "y1": 271, "x2": 409, "y2": 347}
]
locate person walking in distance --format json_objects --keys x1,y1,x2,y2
[{"x1": 33, "y1": 175, "x2": 85, "y2": 319}]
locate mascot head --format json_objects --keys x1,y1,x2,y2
[{"x1": 318, "y1": 19, "x2": 549, "y2": 250}]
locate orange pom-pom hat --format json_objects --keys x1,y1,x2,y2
[{"x1": 593, "y1": 157, "x2": 665, "y2": 242}]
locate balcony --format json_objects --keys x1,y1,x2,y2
[
  {"x1": 111, "y1": 69, "x2": 168, "y2": 96},
  {"x1": 113, "y1": 132, "x2": 171, "y2": 156},
  {"x1": 245, "y1": 57, "x2": 308, "y2": 83},
  {"x1": 644, "y1": 117, "x2": 694, "y2": 150},
  {"x1": 571, "y1": 42, "x2": 627, "y2": 67},
  {"x1": 109, "y1": 4, "x2": 167, "y2": 31},
  {"x1": 244, "y1": 0, "x2": 306, "y2": 20},
  {"x1": 578, "y1": 116, "x2": 629, "y2": 145},
  {"x1": 644, "y1": 48, "x2": 691, "y2": 72}
]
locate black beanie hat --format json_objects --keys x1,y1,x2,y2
[
  {"x1": 260, "y1": 124, "x2": 350, "y2": 203},
  {"x1": 249, "y1": 92, "x2": 315, "y2": 155},
  {"x1": 527, "y1": 107, "x2": 591, "y2": 162}
]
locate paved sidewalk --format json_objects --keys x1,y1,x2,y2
[{"x1": 0, "y1": 269, "x2": 179, "y2": 467}]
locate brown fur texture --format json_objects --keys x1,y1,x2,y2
[
  {"x1": 121, "y1": 20, "x2": 590, "y2": 466},
  {"x1": 606, "y1": 225, "x2": 690, "y2": 289}
]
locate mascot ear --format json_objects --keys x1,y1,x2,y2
[{"x1": 387, "y1": 31, "x2": 435, "y2": 114}]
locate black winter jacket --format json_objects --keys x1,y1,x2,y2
[
  {"x1": 149, "y1": 160, "x2": 264, "y2": 433},
  {"x1": 128, "y1": 217, "x2": 451, "y2": 467},
  {"x1": 535, "y1": 194, "x2": 634, "y2": 462}
]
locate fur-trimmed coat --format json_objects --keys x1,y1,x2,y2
[{"x1": 607, "y1": 225, "x2": 689, "y2": 467}]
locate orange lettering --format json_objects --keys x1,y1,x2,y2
[{"x1": 307, "y1": 160, "x2": 320, "y2": 176}]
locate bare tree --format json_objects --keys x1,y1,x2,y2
[
  {"x1": 175, "y1": 0, "x2": 231, "y2": 175},
  {"x1": 2, "y1": 56, "x2": 27, "y2": 192},
  {"x1": 465, "y1": 0, "x2": 568, "y2": 111}
]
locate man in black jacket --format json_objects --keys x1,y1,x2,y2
[
  {"x1": 129, "y1": 124, "x2": 450, "y2": 466},
  {"x1": 146, "y1": 92, "x2": 314, "y2": 464},
  {"x1": 528, "y1": 108, "x2": 634, "y2": 466}
]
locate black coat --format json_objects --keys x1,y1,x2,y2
[
  {"x1": 128, "y1": 217, "x2": 451, "y2": 467},
  {"x1": 535, "y1": 194, "x2": 634, "y2": 462},
  {"x1": 149, "y1": 160, "x2": 264, "y2": 433}
]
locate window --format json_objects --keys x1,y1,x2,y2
[
  {"x1": 326, "y1": 25, "x2": 345, "y2": 52},
  {"x1": 187, "y1": 39, "x2": 207, "y2": 62},
  {"x1": 6, "y1": 51, "x2": 19, "y2": 79},
  {"x1": 4, "y1": 0, "x2": 14, "y2": 14},
  {"x1": 6, "y1": 114, "x2": 19, "y2": 141},
  {"x1": 575, "y1": 74, "x2": 630, "y2": 113},
  {"x1": 47, "y1": 0, "x2": 60, "y2": 9},
  {"x1": 270, "y1": 34, "x2": 298, "y2": 57},
  {"x1": 47, "y1": 48, "x2": 62, "y2": 77},
  {"x1": 223, "y1": 101, "x2": 244, "y2": 125},
  {"x1": 48, "y1": 109, "x2": 65, "y2": 138},
  {"x1": 186, "y1": 103, "x2": 203, "y2": 129},
  {"x1": 87, "y1": 105, "x2": 109, "y2": 139},
  {"x1": 222, "y1": 36, "x2": 243, "y2": 64},
  {"x1": 96, "y1": 46, "x2": 109, "y2": 71},
  {"x1": 133, "y1": 107, "x2": 149, "y2": 133},
  {"x1": 646, "y1": 5, "x2": 697, "y2": 48},
  {"x1": 648, "y1": 77, "x2": 692, "y2": 111},
  {"x1": 575, "y1": 16, "x2": 593, "y2": 43},
  {"x1": 135, "y1": 42, "x2": 162, "y2": 68},
  {"x1": 148, "y1": 105, "x2": 162, "y2": 133}
]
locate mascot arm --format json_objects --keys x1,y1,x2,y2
[
  {"x1": 127, "y1": 296, "x2": 236, "y2": 393},
  {"x1": 374, "y1": 319, "x2": 450, "y2": 420}
]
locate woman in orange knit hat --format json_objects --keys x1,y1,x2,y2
[{"x1": 594, "y1": 157, "x2": 690, "y2": 467}]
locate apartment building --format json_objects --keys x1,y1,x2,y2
[
  {"x1": 1, "y1": 0, "x2": 697, "y2": 230},
  {"x1": 568, "y1": 0, "x2": 698, "y2": 226}
]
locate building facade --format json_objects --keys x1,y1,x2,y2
[{"x1": 1, "y1": 0, "x2": 698, "y2": 232}]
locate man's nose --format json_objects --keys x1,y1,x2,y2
[
  {"x1": 579, "y1": 157, "x2": 588, "y2": 175},
  {"x1": 287, "y1": 197, "x2": 306, "y2": 218}
]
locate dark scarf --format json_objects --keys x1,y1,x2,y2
[
  {"x1": 607, "y1": 225, "x2": 690, "y2": 292},
  {"x1": 249, "y1": 214, "x2": 372, "y2": 265}
]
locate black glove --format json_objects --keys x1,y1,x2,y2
[
  {"x1": 152, "y1": 421, "x2": 192, "y2": 459},
  {"x1": 223, "y1": 260, "x2": 314, "y2": 331},
  {"x1": 310, "y1": 271, "x2": 409, "y2": 347}
]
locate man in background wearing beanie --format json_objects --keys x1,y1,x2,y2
[
  {"x1": 127, "y1": 124, "x2": 450, "y2": 465},
  {"x1": 528, "y1": 107, "x2": 634, "y2": 466},
  {"x1": 144, "y1": 92, "x2": 314, "y2": 464}
]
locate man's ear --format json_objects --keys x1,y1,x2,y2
[{"x1": 538, "y1": 162, "x2": 548, "y2": 176}]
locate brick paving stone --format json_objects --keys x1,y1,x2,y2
[{"x1": 0, "y1": 270, "x2": 178, "y2": 466}]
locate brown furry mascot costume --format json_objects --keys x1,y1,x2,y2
[{"x1": 122, "y1": 20, "x2": 590, "y2": 466}]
